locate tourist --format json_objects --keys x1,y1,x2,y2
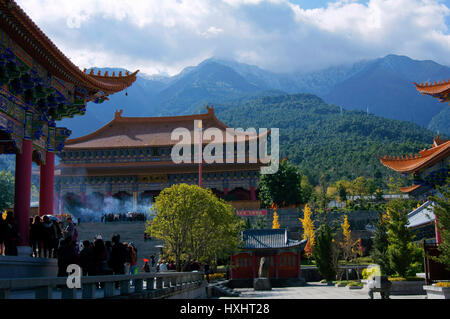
[
  {"x1": 159, "y1": 259, "x2": 168, "y2": 272},
  {"x1": 150, "y1": 254, "x2": 156, "y2": 269},
  {"x1": 41, "y1": 216, "x2": 54, "y2": 258},
  {"x1": 4, "y1": 212, "x2": 19, "y2": 256},
  {"x1": 30, "y1": 216, "x2": 43, "y2": 257},
  {"x1": 57, "y1": 237, "x2": 79, "y2": 277},
  {"x1": 93, "y1": 237, "x2": 108, "y2": 275},
  {"x1": 64, "y1": 217, "x2": 74, "y2": 239},
  {"x1": 142, "y1": 259, "x2": 151, "y2": 272},
  {"x1": 128, "y1": 243, "x2": 137, "y2": 275},
  {"x1": 80, "y1": 240, "x2": 95, "y2": 276},
  {"x1": 52, "y1": 220, "x2": 63, "y2": 258},
  {"x1": 109, "y1": 234, "x2": 127, "y2": 275},
  {"x1": 105, "y1": 240, "x2": 112, "y2": 264}
]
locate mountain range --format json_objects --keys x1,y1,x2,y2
[{"x1": 58, "y1": 54, "x2": 449, "y2": 139}]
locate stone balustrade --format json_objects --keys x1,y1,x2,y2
[{"x1": 0, "y1": 271, "x2": 205, "y2": 299}]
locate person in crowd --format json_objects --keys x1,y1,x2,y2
[
  {"x1": 93, "y1": 237, "x2": 108, "y2": 276},
  {"x1": 142, "y1": 259, "x2": 151, "y2": 272},
  {"x1": 105, "y1": 240, "x2": 112, "y2": 265},
  {"x1": 4, "y1": 211, "x2": 19, "y2": 256},
  {"x1": 123, "y1": 241, "x2": 131, "y2": 274},
  {"x1": 159, "y1": 259, "x2": 168, "y2": 272},
  {"x1": 29, "y1": 216, "x2": 43, "y2": 258},
  {"x1": 57, "y1": 237, "x2": 79, "y2": 277},
  {"x1": 150, "y1": 254, "x2": 156, "y2": 269},
  {"x1": 64, "y1": 217, "x2": 74, "y2": 240},
  {"x1": 41, "y1": 216, "x2": 54, "y2": 258},
  {"x1": 128, "y1": 243, "x2": 137, "y2": 275},
  {"x1": 0, "y1": 212, "x2": 6, "y2": 255},
  {"x1": 79, "y1": 240, "x2": 95, "y2": 276},
  {"x1": 52, "y1": 220, "x2": 63, "y2": 258},
  {"x1": 109, "y1": 234, "x2": 127, "y2": 275}
]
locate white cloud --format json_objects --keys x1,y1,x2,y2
[{"x1": 15, "y1": 0, "x2": 450, "y2": 75}]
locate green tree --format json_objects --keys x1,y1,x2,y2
[
  {"x1": 0, "y1": 170, "x2": 14, "y2": 211},
  {"x1": 313, "y1": 224, "x2": 336, "y2": 281},
  {"x1": 259, "y1": 159, "x2": 307, "y2": 207},
  {"x1": 371, "y1": 211, "x2": 392, "y2": 276},
  {"x1": 337, "y1": 183, "x2": 347, "y2": 203},
  {"x1": 150, "y1": 184, "x2": 243, "y2": 271},
  {"x1": 386, "y1": 199, "x2": 418, "y2": 277},
  {"x1": 429, "y1": 176, "x2": 450, "y2": 269}
]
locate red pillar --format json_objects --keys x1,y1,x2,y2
[
  {"x1": 223, "y1": 187, "x2": 229, "y2": 195},
  {"x1": 230, "y1": 254, "x2": 234, "y2": 279},
  {"x1": 39, "y1": 151, "x2": 55, "y2": 216},
  {"x1": 252, "y1": 253, "x2": 257, "y2": 278},
  {"x1": 14, "y1": 139, "x2": 32, "y2": 252},
  {"x1": 275, "y1": 254, "x2": 279, "y2": 279},
  {"x1": 297, "y1": 250, "x2": 302, "y2": 278},
  {"x1": 250, "y1": 186, "x2": 256, "y2": 201}
]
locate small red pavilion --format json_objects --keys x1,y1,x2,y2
[{"x1": 230, "y1": 229, "x2": 306, "y2": 280}]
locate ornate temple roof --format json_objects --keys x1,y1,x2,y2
[
  {"x1": 64, "y1": 106, "x2": 269, "y2": 149},
  {"x1": 379, "y1": 136, "x2": 450, "y2": 174},
  {"x1": 407, "y1": 201, "x2": 435, "y2": 229},
  {"x1": 240, "y1": 229, "x2": 306, "y2": 250},
  {"x1": 414, "y1": 79, "x2": 450, "y2": 103},
  {"x1": 0, "y1": 0, "x2": 138, "y2": 98}
]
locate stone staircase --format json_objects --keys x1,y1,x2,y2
[{"x1": 77, "y1": 222, "x2": 164, "y2": 270}]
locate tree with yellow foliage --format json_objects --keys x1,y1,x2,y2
[
  {"x1": 299, "y1": 204, "x2": 315, "y2": 257},
  {"x1": 272, "y1": 212, "x2": 280, "y2": 229}
]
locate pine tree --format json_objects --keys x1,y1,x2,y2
[
  {"x1": 386, "y1": 200, "x2": 416, "y2": 277},
  {"x1": 313, "y1": 224, "x2": 336, "y2": 281},
  {"x1": 371, "y1": 210, "x2": 392, "y2": 276}
]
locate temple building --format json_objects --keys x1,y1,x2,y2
[
  {"x1": 379, "y1": 136, "x2": 449, "y2": 201},
  {"x1": 379, "y1": 79, "x2": 450, "y2": 283},
  {"x1": 55, "y1": 106, "x2": 268, "y2": 215},
  {"x1": 230, "y1": 229, "x2": 306, "y2": 281},
  {"x1": 415, "y1": 80, "x2": 450, "y2": 103},
  {"x1": 0, "y1": 0, "x2": 137, "y2": 258}
]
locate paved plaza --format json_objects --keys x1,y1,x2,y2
[{"x1": 220, "y1": 282, "x2": 426, "y2": 299}]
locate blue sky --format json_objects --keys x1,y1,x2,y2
[{"x1": 16, "y1": 0, "x2": 450, "y2": 76}]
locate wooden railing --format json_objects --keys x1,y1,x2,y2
[{"x1": 0, "y1": 272, "x2": 205, "y2": 299}]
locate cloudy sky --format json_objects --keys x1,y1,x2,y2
[{"x1": 16, "y1": 0, "x2": 450, "y2": 76}]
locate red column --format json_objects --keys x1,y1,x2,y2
[
  {"x1": 252, "y1": 253, "x2": 257, "y2": 278},
  {"x1": 223, "y1": 187, "x2": 229, "y2": 195},
  {"x1": 39, "y1": 151, "x2": 55, "y2": 216},
  {"x1": 250, "y1": 186, "x2": 256, "y2": 200},
  {"x1": 275, "y1": 254, "x2": 279, "y2": 279},
  {"x1": 14, "y1": 139, "x2": 32, "y2": 251},
  {"x1": 230, "y1": 254, "x2": 234, "y2": 279},
  {"x1": 297, "y1": 250, "x2": 302, "y2": 278}
]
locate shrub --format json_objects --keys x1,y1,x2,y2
[
  {"x1": 205, "y1": 273, "x2": 226, "y2": 281},
  {"x1": 347, "y1": 281, "x2": 363, "y2": 287},
  {"x1": 436, "y1": 282, "x2": 450, "y2": 287}
]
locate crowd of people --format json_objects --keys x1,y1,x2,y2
[
  {"x1": 0, "y1": 211, "x2": 77, "y2": 258},
  {"x1": 0, "y1": 211, "x2": 212, "y2": 280},
  {"x1": 75, "y1": 234, "x2": 138, "y2": 277},
  {"x1": 101, "y1": 212, "x2": 147, "y2": 223}
]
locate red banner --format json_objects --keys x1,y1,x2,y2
[{"x1": 236, "y1": 209, "x2": 267, "y2": 216}]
